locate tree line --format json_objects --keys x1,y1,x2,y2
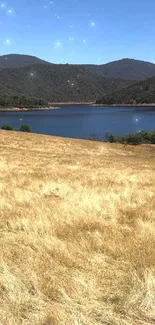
[
  {"x1": 0, "y1": 94, "x2": 48, "y2": 108},
  {"x1": 96, "y1": 76, "x2": 155, "y2": 105}
]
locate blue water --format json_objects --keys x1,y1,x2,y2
[{"x1": 0, "y1": 105, "x2": 155, "y2": 140}]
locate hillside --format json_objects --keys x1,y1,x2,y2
[
  {"x1": 96, "y1": 76, "x2": 155, "y2": 105},
  {"x1": 1, "y1": 55, "x2": 155, "y2": 81},
  {"x1": 1, "y1": 131, "x2": 155, "y2": 325},
  {"x1": 84, "y1": 58, "x2": 155, "y2": 80},
  {"x1": 0, "y1": 63, "x2": 131, "y2": 102},
  {"x1": 0, "y1": 54, "x2": 49, "y2": 68},
  {"x1": 0, "y1": 94, "x2": 48, "y2": 108},
  {"x1": 2, "y1": 54, "x2": 155, "y2": 103}
]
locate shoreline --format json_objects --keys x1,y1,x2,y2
[
  {"x1": 93, "y1": 103, "x2": 155, "y2": 107},
  {"x1": 48, "y1": 102, "x2": 94, "y2": 105},
  {"x1": 1, "y1": 102, "x2": 155, "y2": 111},
  {"x1": 0, "y1": 102, "x2": 94, "y2": 111},
  {"x1": 0, "y1": 106, "x2": 61, "y2": 112}
]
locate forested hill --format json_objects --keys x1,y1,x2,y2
[
  {"x1": 1, "y1": 54, "x2": 155, "y2": 81},
  {"x1": 0, "y1": 54, "x2": 49, "y2": 68},
  {"x1": 2, "y1": 54, "x2": 155, "y2": 104},
  {"x1": 96, "y1": 76, "x2": 155, "y2": 105},
  {"x1": 0, "y1": 63, "x2": 132, "y2": 102},
  {"x1": 84, "y1": 59, "x2": 155, "y2": 80}
]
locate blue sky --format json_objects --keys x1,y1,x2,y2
[{"x1": 0, "y1": 0, "x2": 155, "y2": 64}]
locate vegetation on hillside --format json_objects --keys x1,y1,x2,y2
[
  {"x1": 1, "y1": 55, "x2": 155, "y2": 81},
  {"x1": 0, "y1": 63, "x2": 132, "y2": 102},
  {"x1": 0, "y1": 93, "x2": 48, "y2": 108},
  {"x1": 84, "y1": 58, "x2": 155, "y2": 80},
  {"x1": 2, "y1": 55, "x2": 155, "y2": 105},
  {"x1": 1, "y1": 131, "x2": 155, "y2": 325},
  {"x1": 96, "y1": 76, "x2": 155, "y2": 104},
  {"x1": 89, "y1": 130, "x2": 155, "y2": 145},
  {"x1": 19, "y1": 124, "x2": 31, "y2": 132},
  {"x1": 114, "y1": 130, "x2": 155, "y2": 144},
  {"x1": 1, "y1": 123, "x2": 31, "y2": 132},
  {"x1": 2, "y1": 55, "x2": 155, "y2": 103},
  {"x1": 1, "y1": 124, "x2": 14, "y2": 130}
]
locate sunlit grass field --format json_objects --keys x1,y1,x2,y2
[{"x1": 1, "y1": 130, "x2": 155, "y2": 325}]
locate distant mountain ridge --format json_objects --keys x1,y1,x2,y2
[
  {"x1": 83, "y1": 59, "x2": 155, "y2": 81},
  {"x1": 1, "y1": 54, "x2": 155, "y2": 104},
  {"x1": 1, "y1": 54, "x2": 155, "y2": 80},
  {"x1": 0, "y1": 54, "x2": 49, "y2": 68}
]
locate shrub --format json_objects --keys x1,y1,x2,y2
[
  {"x1": 108, "y1": 132, "x2": 144, "y2": 145},
  {"x1": 150, "y1": 130, "x2": 155, "y2": 144},
  {"x1": 124, "y1": 133, "x2": 143, "y2": 145},
  {"x1": 115, "y1": 130, "x2": 153, "y2": 145},
  {"x1": 19, "y1": 124, "x2": 31, "y2": 132},
  {"x1": 1, "y1": 124, "x2": 14, "y2": 130},
  {"x1": 108, "y1": 133, "x2": 116, "y2": 143},
  {"x1": 116, "y1": 136, "x2": 126, "y2": 144},
  {"x1": 88, "y1": 129, "x2": 155, "y2": 145},
  {"x1": 138, "y1": 130, "x2": 151, "y2": 143}
]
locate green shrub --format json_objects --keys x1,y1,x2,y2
[
  {"x1": 115, "y1": 130, "x2": 155, "y2": 145},
  {"x1": 116, "y1": 136, "x2": 126, "y2": 144},
  {"x1": 138, "y1": 130, "x2": 151, "y2": 143},
  {"x1": 123, "y1": 132, "x2": 143, "y2": 145},
  {"x1": 1, "y1": 124, "x2": 14, "y2": 130},
  {"x1": 108, "y1": 133, "x2": 116, "y2": 143},
  {"x1": 150, "y1": 130, "x2": 155, "y2": 144},
  {"x1": 19, "y1": 124, "x2": 31, "y2": 132},
  {"x1": 88, "y1": 130, "x2": 155, "y2": 146},
  {"x1": 109, "y1": 131, "x2": 145, "y2": 145}
]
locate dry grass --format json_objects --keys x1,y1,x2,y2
[{"x1": 1, "y1": 130, "x2": 155, "y2": 325}]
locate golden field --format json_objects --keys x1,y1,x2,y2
[{"x1": 1, "y1": 130, "x2": 155, "y2": 325}]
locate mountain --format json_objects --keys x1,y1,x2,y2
[
  {"x1": 2, "y1": 54, "x2": 155, "y2": 104},
  {"x1": 96, "y1": 76, "x2": 155, "y2": 105},
  {"x1": 0, "y1": 54, "x2": 49, "y2": 68},
  {"x1": 1, "y1": 55, "x2": 155, "y2": 81},
  {"x1": 0, "y1": 63, "x2": 132, "y2": 102},
  {"x1": 84, "y1": 59, "x2": 155, "y2": 81}
]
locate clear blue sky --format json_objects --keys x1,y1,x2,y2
[{"x1": 0, "y1": 0, "x2": 155, "y2": 64}]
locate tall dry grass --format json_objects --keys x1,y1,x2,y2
[{"x1": 1, "y1": 130, "x2": 155, "y2": 324}]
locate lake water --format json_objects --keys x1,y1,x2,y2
[{"x1": 0, "y1": 105, "x2": 155, "y2": 141}]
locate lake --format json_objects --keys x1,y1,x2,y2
[{"x1": 0, "y1": 105, "x2": 155, "y2": 141}]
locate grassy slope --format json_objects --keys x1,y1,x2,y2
[{"x1": 1, "y1": 131, "x2": 155, "y2": 325}]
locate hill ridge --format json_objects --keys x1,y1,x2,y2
[
  {"x1": 1, "y1": 54, "x2": 155, "y2": 80},
  {"x1": 83, "y1": 58, "x2": 155, "y2": 80},
  {"x1": 0, "y1": 53, "x2": 50, "y2": 69}
]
